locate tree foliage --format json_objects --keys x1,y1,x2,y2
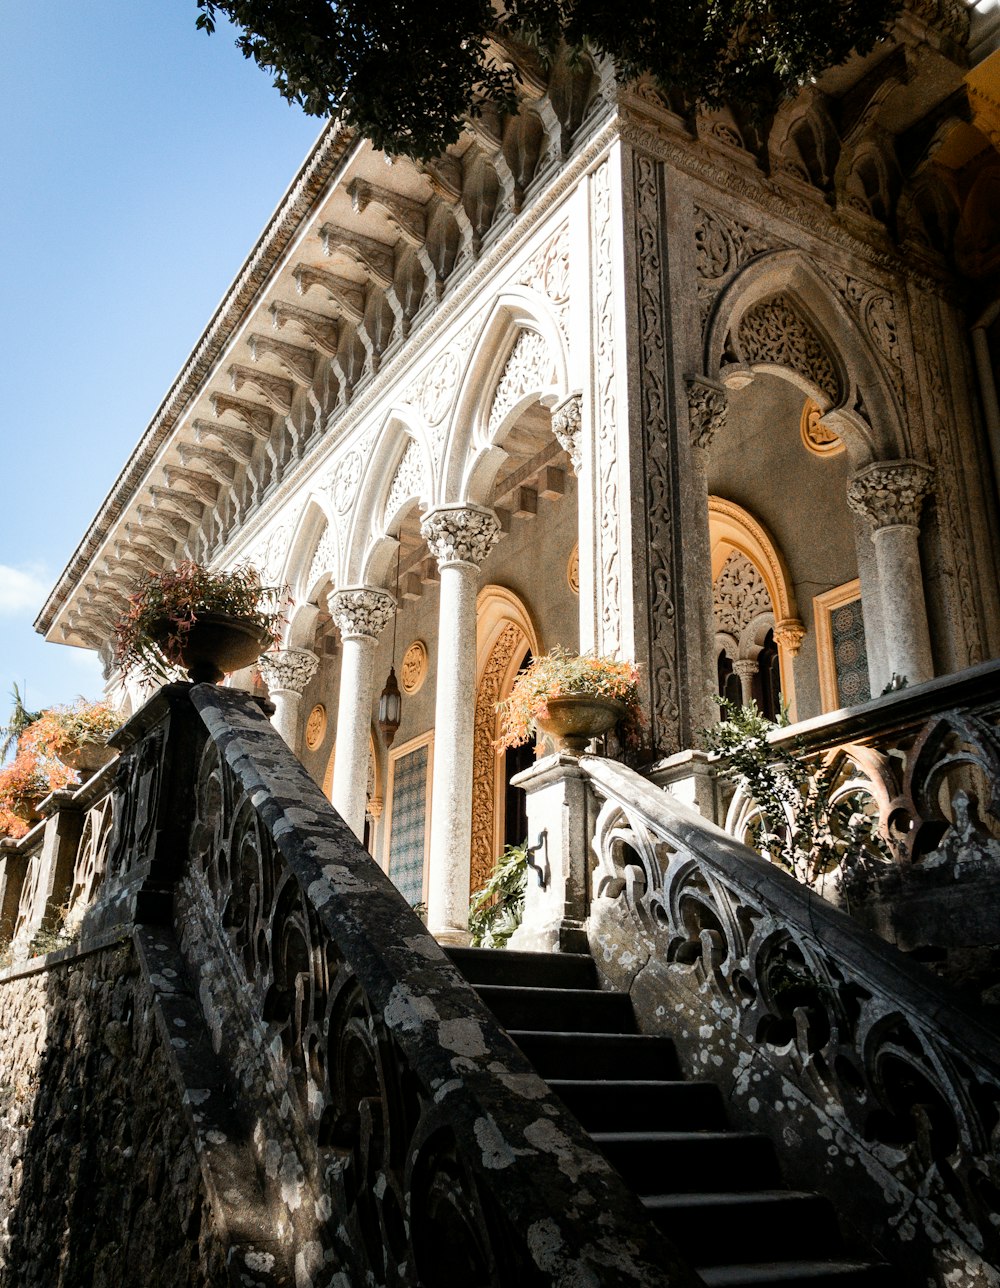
[{"x1": 197, "y1": 0, "x2": 902, "y2": 161}]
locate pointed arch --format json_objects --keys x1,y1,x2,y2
[{"x1": 702, "y1": 249, "x2": 905, "y2": 465}]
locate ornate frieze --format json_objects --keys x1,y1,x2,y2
[
  {"x1": 307, "y1": 524, "x2": 338, "y2": 595},
  {"x1": 471, "y1": 622, "x2": 523, "y2": 895},
  {"x1": 592, "y1": 159, "x2": 621, "y2": 653},
  {"x1": 686, "y1": 376, "x2": 729, "y2": 451},
  {"x1": 735, "y1": 295, "x2": 839, "y2": 402},
  {"x1": 714, "y1": 551, "x2": 773, "y2": 644},
  {"x1": 420, "y1": 350, "x2": 462, "y2": 426},
  {"x1": 421, "y1": 506, "x2": 502, "y2": 570},
  {"x1": 847, "y1": 460, "x2": 934, "y2": 531},
  {"x1": 694, "y1": 206, "x2": 778, "y2": 335},
  {"x1": 551, "y1": 393, "x2": 583, "y2": 472},
  {"x1": 487, "y1": 330, "x2": 554, "y2": 438},
  {"x1": 329, "y1": 587, "x2": 396, "y2": 640},
  {"x1": 330, "y1": 450, "x2": 363, "y2": 514},
  {"x1": 258, "y1": 647, "x2": 320, "y2": 694}
]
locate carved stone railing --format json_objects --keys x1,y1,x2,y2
[
  {"x1": 721, "y1": 660, "x2": 1000, "y2": 987},
  {"x1": 0, "y1": 761, "x2": 116, "y2": 962},
  {"x1": 582, "y1": 752, "x2": 1000, "y2": 1288},
  {"x1": 57, "y1": 684, "x2": 694, "y2": 1288}
]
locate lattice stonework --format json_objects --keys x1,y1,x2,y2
[
  {"x1": 387, "y1": 744, "x2": 429, "y2": 906},
  {"x1": 470, "y1": 623, "x2": 524, "y2": 895},
  {"x1": 831, "y1": 598, "x2": 871, "y2": 707}
]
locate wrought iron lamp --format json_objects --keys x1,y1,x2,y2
[{"x1": 377, "y1": 545, "x2": 402, "y2": 747}]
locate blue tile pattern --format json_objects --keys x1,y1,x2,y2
[
  {"x1": 831, "y1": 597, "x2": 871, "y2": 707},
  {"x1": 388, "y1": 744, "x2": 428, "y2": 906}
]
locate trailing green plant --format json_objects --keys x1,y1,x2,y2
[
  {"x1": 704, "y1": 698, "x2": 890, "y2": 893},
  {"x1": 468, "y1": 842, "x2": 528, "y2": 948},
  {"x1": 113, "y1": 561, "x2": 285, "y2": 683},
  {"x1": 495, "y1": 647, "x2": 643, "y2": 752}
]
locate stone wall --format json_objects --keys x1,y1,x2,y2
[{"x1": 0, "y1": 942, "x2": 226, "y2": 1288}]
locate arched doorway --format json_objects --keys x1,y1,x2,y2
[{"x1": 470, "y1": 587, "x2": 540, "y2": 895}]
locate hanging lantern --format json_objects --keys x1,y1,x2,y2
[{"x1": 378, "y1": 665, "x2": 402, "y2": 747}]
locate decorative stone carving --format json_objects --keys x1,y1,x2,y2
[
  {"x1": 567, "y1": 544, "x2": 580, "y2": 595},
  {"x1": 516, "y1": 225, "x2": 570, "y2": 305},
  {"x1": 421, "y1": 506, "x2": 502, "y2": 570},
  {"x1": 686, "y1": 377, "x2": 729, "y2": 451},
  {"x1": 329, "y1": 587, "x2": 396, "y2": 640},
  {"x1": 487, "y1": 330, "x2": 554, "y2": 438},
  {"x1": 251, "y1": 516, "x2": 294, "y2": 585},
  {"x1": 551, "y1": 394, "x2": 583, "y2": 472},
  {"x1": 258, "y1": 648, "x2": 320, "y2": 694},
  {"x1": 420, "y1": 350, "x2": 461, "y2": 425},
  {"x1": 714, "y1": 551, "x2": 773, "y2": 644},
  {"x1": 800, "y1": 398, "x2": 844, "y2": 456},
  {"x1": 635, "y1": 151, "x2": 681, "y2": 750},
  {"x1": 400, "y1": 639, "x2": 428, "y2": 694},
  {"x1": 307, "y1": 524, "x2": 338, "y2": 595},
  {"x1": 331, "y1": 451, "x2": 363, "y2": 514},
  {"x1": 592, "y1": 160, "x2": 621, "y2": 653},
  {"x1": 384, "y1": 440, "x2": 427, "y2": 523},
  {"x1": 847, "y1": 460, "x2": 934, "y2": 530},
  {"x1": 774, "y1": 619, "x2": 807, "y2": 657},
  {"x1": 471, "y1": 622, "x2": 523, "y2": 894},
  {"x1": 735, "y1": 295, "x2": 839, "y2": 402},
  {"x1": 305, "y1": 704, "x2": 327, "y2": 750}
]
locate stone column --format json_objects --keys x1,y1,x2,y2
[
  {"x1": 732, "y1": 659, "x2": 758, "y2": 708},
  {"x1": 421, "y1": 504, "x2": 502, "y2": 943},
  {"x1": 847, "y1": 461, "x2": 935, "y2": 689},
  {"x1": 329, "y1": 587, "x2": 395, "y2": 840},
  {"x1": 257, "y1": 648, "x2": 320, "y2": 751}
]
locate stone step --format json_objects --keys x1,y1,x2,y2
[
  {"x1": 642, "y1": 1191, "x2": 841, "y2": 1266},
  {"x1": 508, "y1": 1030, "x2": 681, "y2": 1080},
  {"x1": 548, "y1": 1078, "x2": 728, "y2": 1132},
  {"x1": 697, "y1": 1260, "x2": 894, "y2": 1287},
  {"x1": 474, "y1": 983, "x2": 636, "y2": 1033},
  {"x1": 590, "y1": 1130, "x2": 782, "y2": 1194},
  {"x1": 446, "y1": 946, "x2": 597, "y2": 990}
]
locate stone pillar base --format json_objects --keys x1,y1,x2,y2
[
  {"x1": 507, "y1": 753, "x2": 595, "y2": 955},
  {"x1": 647, "y1": 749, "x2": 722, "y2": 826}
]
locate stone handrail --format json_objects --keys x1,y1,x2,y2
[
  {"x1": 580, "y1": 752, "x2": 1000, "y2": 1286},
  {"x1": 0, "y1": 761, "x2": 116, "y2": 962},
  {"x1": 85, "y1": 684, "x2": 694, "y2": 1288}
]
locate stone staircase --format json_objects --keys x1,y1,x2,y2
[{"x1": 448, "y1": 945, "x2": 895, "y2": 1288}]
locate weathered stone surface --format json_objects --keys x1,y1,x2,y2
[{"x1": 0, "y1": 944, "x2": 227, "y2": 1288}]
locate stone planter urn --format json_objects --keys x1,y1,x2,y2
[
  {"x1": 155, "y1": 613, "x2": 272, "y2": 684},
  {"x1": 535, "y1": 694, "x2": 626, "y2": 754},
  {"x1": 58, "y1": 742, "x2": 116, "y2": 777}
]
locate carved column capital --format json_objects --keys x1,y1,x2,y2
[
  {"x1": 731, "y1": 659, "x2": 759, "y2": 681},
  {"x1": 257, "y1": 647, "x2": 319, "y2": 695},
  {"x1": 774, "y1": 618, "x2": 807, "y2": 657},
  {"x1": 685, "y1": 376, "x2": 729, "y2": 451},
  {"x1": 847, "y1": 460, "x2": 934, "y2": 531},
  {"x1": 551, "y1": 394, "x2": 583, "y2": 473},
  {"x1": 329, "y1": 586, "x2": 396, "y2": 640},
  {"x1": 421, "y1": 505, "x2": 502, "y2": 570}
]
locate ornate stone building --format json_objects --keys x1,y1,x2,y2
[{"x1": 36, "y1": 0, "x2": 1000, "y2": 944}]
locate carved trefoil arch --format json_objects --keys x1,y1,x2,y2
[{"x1": 487, "y1": 328, "x2": 558, "y2": 440}]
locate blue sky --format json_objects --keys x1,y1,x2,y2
[{"x1": 0, "y1": 1, "x2": 320, "y2": 717}]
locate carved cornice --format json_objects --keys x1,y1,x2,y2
[
  {"x1": 329, "y1": 586, "x2": 396, "y2": 640},
  {"x1": 320, "y1": 225, "x2": 396, "y2": 288},
  {"x1": 422, "y1": 505, "x2": 502, "y2": 570},
  {"x1": 847, "y1": 459, "x2": 935, "y2": 529},
  {"x1": 149, "y1": 486, "x2": 204, "y2": 523},
  {"x1": 162, "y1": 465, "x2": 220, "y2": 504},
  {"x1": 551, "y1": 393, "x2": 583, "y2": 472},
  {"x1": 191, "y1": 419, "x2": 255, "y2": 464},
  {"x1": 293, "y1": 265, "x2": 367, "y2": 324},
  {"x1": 248, "y1": 334, "x2": 316, "y2": 384},
  {"x1": 349, "y1": 178, "x2": 428, "y2": 247},
  {"x1": 686, "y1": 376, "x2": 729, "y2": 450},
  {"x1": 209, "y1": 393, "x2": 273, "y2": 439},
  {"x1": 177, "y1": 442, "x2": 237, "y2": 483},
  {"x1": 258, "y1": 647, "x2": 320, "y2": 695},
  {"x1": 269, "y1": 300, "x2": 339, "y2": 355},
  {"x1": 228, "y1": 365, "x2": 294, "y2": 415}
]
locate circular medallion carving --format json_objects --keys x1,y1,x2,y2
[
  {"x1": 305, "y1": 703, "x2": 327, "y2": 750},
  {"x1": 567, "y1": 544, "x2": 580, "y2": 595},
  {"x1": 332, "y1": 451, "x2": 362, "y2": 512},
  {"x1": 420, "y1": 351, "x2": 460, "y2": 425},
  {"x1": 800, "y1": 399, "x2": 844, "y2": 457},
  {"x1": 400, "y1": 639, "x2": 428, "y2": 694}
]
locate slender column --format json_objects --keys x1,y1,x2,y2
[
  {"x1": 329, "y1": 587, "x2": 395, "y2": 839},
  {"x1": 257, "y1": 648, "x2": 320, "y2": 751},
  {"x1": 421, "y1": 504, "x2": 502, "y2": 943},
  {"x1": 847, "y1": 461, "x2": 935, "y2": 688},
  {"x1": 732, "y1": 659, "x2": 758, "y2": 708}
]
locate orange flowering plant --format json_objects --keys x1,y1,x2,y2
[
  {"x1": 113, "y1": 561, "x2": 285, "y2": 683},
  {"x1": 20, "y1": 700, "x2": 118, "y2": 761},
  {"x1": 495, "y1": 647, "x2": 643, "y2": 752},
  {"x1": 0, "y1": 750, "x2": 73, "y2": 839}
]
